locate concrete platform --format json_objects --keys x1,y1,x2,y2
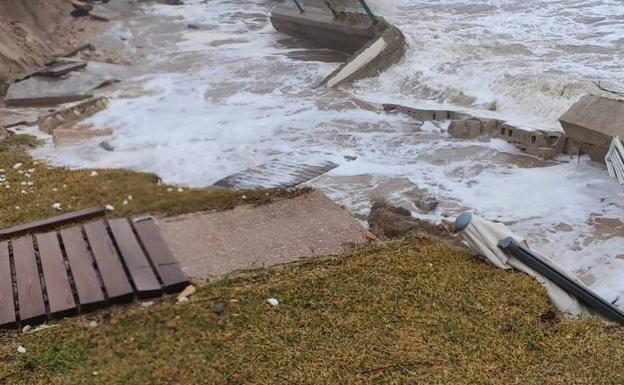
[{"x1": 158, "y1": 191, "x2": 376, "y2": 281}]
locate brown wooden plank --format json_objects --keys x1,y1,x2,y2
[
  {"x1": 4, "y1": 94, "x2": 93, "y2": 108},
  {"x1": 60, "y1": 227, "x2": 104, "y2": 310},
  {"x1": 39, "y1": 62, "x2": 87, "y2": 77},
  {"x1": 12, "y1": 236, "x2": 46, "y2": 324},
  {"x1": 132, "y1": 218, "x2": 188, "y2": 293},
  {"x1": 0, "y1": 242, "x2": 17, "y2": 327},
  {"x1": 83, "y1": 220, "x2": 133, "y2": 302},
  {"x1": 36, "y1": 233, "x2": 76, "y2": 317},
  {"x1": 108, "y1": 219, "x2": 161, "y2": 298},
  {"x1": 0, "y1": 207, "x2": 106, "y2": 240}
]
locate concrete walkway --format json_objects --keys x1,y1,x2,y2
[{"x1": 158, "y1": 191, "x2": 376, "y2": 281}]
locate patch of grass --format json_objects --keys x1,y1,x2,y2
[
  {"x1": 0, "y1": 134, "x2": 309, "y2": 228},
  {"x1": 0, "y1": 134, "x2": 41, "y2": 153},
  {"x1": 0, "y1": 239, "x2": 622, "y2": 385}
]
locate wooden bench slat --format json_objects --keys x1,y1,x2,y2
[
  {"x1": 0, "y1": 207, "x2": 106, "y2": 240},
  {"x1": 60, "y1": 227, "x2": 105, "y2": 310},
  {"x1": 12, "y1": 236, "x2": 47, "y2": 324},
  {"x1": 132, "y1": 219, "x2": 188, "y2": 293},
  {"x1": 83, "y1": 220, "x2": 133, "y2": 302},
  {"x1": 36, "y1": 233, "x2": 76, "y2": 317},
  {"x1": 108, "y1": 219, "x2": 161, "y2": 298},
  {"x1": 0, "y1": 242, "x2": 16, "y2": 327}
]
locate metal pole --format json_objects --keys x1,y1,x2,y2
[
  {"x1": 358, "y1": 0, "x2": 378, "y2": 24},
  {"x1": 498, "y1": 237, "x2": 624, "y2": 324},
  {"x1": 291, "y1": 0, "x2": 305, "y2": 13}
]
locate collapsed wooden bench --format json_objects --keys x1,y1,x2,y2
[{"x1": 0, "y1": 209, "x2": 188, "y2": 328}]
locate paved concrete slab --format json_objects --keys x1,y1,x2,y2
[{"x1": 158, "y1": 191, "x2": 376, "y2": 281}]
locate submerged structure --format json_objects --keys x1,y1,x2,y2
[{"x1": 270, "y1": 0, "x2": 405, "y2": 87}]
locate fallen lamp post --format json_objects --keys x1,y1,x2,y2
[{"x1": 498, "y1": 237, "x2": 624, "y2": 324}]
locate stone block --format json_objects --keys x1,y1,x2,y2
[
  {"x1": 53, "y1": 127, "x2": 113, "y2": 146},
  {"x1": 560, "y1": 95, "x2": 624, "y2": 149},
  {"x1": 39, "y1": 97, "x2": 108, "y2": 133},
  {"x1": 448, "y1": 118, "x2": 482, "y2": 138}
]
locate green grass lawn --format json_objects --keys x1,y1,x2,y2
[
  {"x1": 1, "y1": 238, "x2": 623, "y2": 385},
  {"x1": 0, "y1": 134, "x2": 306, "y2": 228}
]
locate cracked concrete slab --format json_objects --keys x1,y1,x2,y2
[{"x1": 158, "y1": 191, "x2": 376, "y2": 281}]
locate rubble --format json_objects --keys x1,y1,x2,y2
[
  {"x1": 38, "y1": 97, "x2": 109, "y2": 134},
  {"x1": 560, "y1": 95, "x2": 624, "y2": 161},
  {"x1": 384, "y1": 102, "x2": 568, "y2": 160}
]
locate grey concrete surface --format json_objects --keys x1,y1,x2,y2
[
  {"x1": 270, "y1": 4, "x2": 375, "y2": 54},
  {"x1": 159, "y1": 191, "x2": 376, "y2": 281}
]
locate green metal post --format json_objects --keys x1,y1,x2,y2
[
  {"x1": 358, "y1": 0, "x2": 378, "y2": 24},
  {"x1": 291, "y1": 0, "x2": 305, "y2": 13}
]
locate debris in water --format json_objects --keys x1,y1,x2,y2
[{"x1": 99, "y1": 141, "x2": 114, "y2": 151}]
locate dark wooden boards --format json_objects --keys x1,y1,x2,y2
[
  {"x1": 12, "y1": 236, "x2": 47, "y2": 324},
  {"x1": 0, "y1": 217, "x2": 187, "y2": 328},
  {"x1": 36, "y1": 233, "x2": 76, "y2": 317},
  {"x1": 38, "y1": 61, "x2": 87, "y2": 77},
  {"x1": 133, "y1": 218, "x2": 188, "y2": 293},
  {"x1": 0, "y1": 242, "x2": 16, "y2": 327},
  {"x1": 84, "y1": 220, "x2": 133, "y2": 302},
  {"x1": 60, "y1": 227, "x2": 105, "y2": 310},
  {"x1": 108, "y1": 219, "x2": 162, "y2": 298},
  {"x1": 0, "y1": 207, "x2": 106, "y2": 240}
]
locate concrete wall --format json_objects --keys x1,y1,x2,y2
[
  {"x1": 270, "y1": 4, "x2": 376, "y2": 54},
  {"x1": 321, "y1": 22, "x2": 405, "y2": 88}
]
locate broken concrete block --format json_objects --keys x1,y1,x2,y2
[
  {"x1": 560, "y1": 95, "x2": 624, "y2": 161},
  {"x1": 322, "y1": 21, "x2": 405, "y2": 87},
  {"x1": 526, "y1": 146, "x2": 557, "y2": 160},
  {"x1": 53, "y1": 127, "x2": 113, "y2": 146},
  {"x1": 510, "y1": 127, "x2": 532, "y2": 149},
  {"x1": 38, "y1": 97, "x2": 109, "y2": 134},
  {"x1": 480, "y1": 118, "x2": 499, "y2": 135},
  {"x1": 70, "y1": 0, "x2": 93, "y2": 12},
  {"x1": 563, "y1": 137, "x2": 582, "y2": 156},
  {"x1": 448, "y1": 118, "x2": 482, "y2": 138}
]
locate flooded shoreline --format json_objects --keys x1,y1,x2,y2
[{"x1": 24, "y1": 0, "x2": 624, "y2": 304}]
